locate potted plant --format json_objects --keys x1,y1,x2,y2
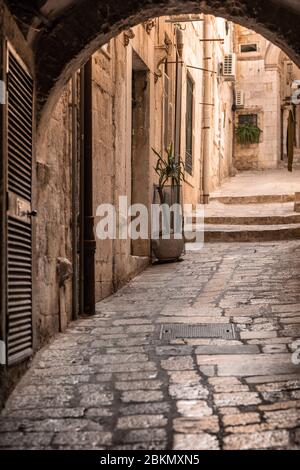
[
  {"x1": 236, "y1": 123, "x2": 262, "y2": 145},
  {"x1": 151, "y1": 143, "x2": 185, "y2": 262}
]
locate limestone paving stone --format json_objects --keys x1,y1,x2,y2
[
  {"x1": 114, "y1": 371, "x2": 158, "y2": 381},
  {"x1": 223, "y1": 430, "x2": 290, "y2": 450},
  {"x1": 195, "y1": 345, "x2": 259, "y2": 355},
  {"x1": 196, "y1": 354, "x2": 300, "y2": 377},
  {"x1": 117, "y1": 415, "x2": 167, "y2": 429},
  {"x1": 176, "y1": 400, "x2": 213, "y2": 418},
  {"x1": 121, "y1": 391, "x2": 164, "y2": 403},
  {"x1": 256, "y1": 380, "x2": 300, "y2": 392},
  {"x1": 208, "y1": 377, "x2": 249, "y2": 393},
  {"x1": 214, "y1": 392, "x2": 261, "y2": 407},
  {"x1": 119, "y1": 403, "x2": 171, "y2": 416},
  {"x1": 121, "y1": 429, "x2": 167, "y2": 443},
  {"x1": 173, "y1": 416, "x2": 220, "y2": 434},
  {"x1": 161, "y1": 356, "x2": 194, "y2": 371},
  {"x1": 0, "y1": 432, "x2": 54, "y2": 449},
  {"x1": 225, "y1": 423, "x2": 275, "y2": 434},
  {"x1": 262, "y1": 344, "x2": 289, "y2": 354},
  {"x1": 264, "y1": 409, "x2": 300, "y2": 429},
  {"x1": 115, "y1": 380, "x2": 163, "y2": 391},
  {"x1": 168, "y1": 371, "x2": 201, "y2": 384},
  {"x1": 222, "y1": 412, "x2": 261, "y2": 427},
  {"x1": 168, "y1": 384, "x2": 209, "y2": 400},
  {"x1": 173, "y1": 433, "x2": 220, "y2": 450},
  {"x1": 259, "y1": 401, "x2": 300, "y2": 411},
  {"x1": 52, "y1": 431, "x2": 112, "y2": 448},
  {"x1": 245, "y1": 374, "x2": 300, "y2": 384}
]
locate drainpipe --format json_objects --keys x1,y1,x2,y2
[
  {"x1": 232, "y1": 87, "x2": 237, "y2": 171},
  {"x1": 231, "y1": 26, "x2": 237, "y2": 172},
  {"x1": 174, "y1": 28, "x2": 184, "y2": 205},
  {"x1": 83, "y1": 58, "x2": 96, "y2": 315},
  {"x1": 174, "y1": 27, "x2": 184, "y2": 164},
  {"x1": 80, "y1": 59, "x2": 96, "y2": 316},
  {"x1": 202, "y1": 17, "x2": 212, "y2": 204},
  {"x1": 71, "y1": 74, "x2": 78, "y2": 320},
  {"x1": 79, "y1": 68, "x2": 85, "y2": 315}
]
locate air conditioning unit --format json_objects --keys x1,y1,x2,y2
[
  {"x1": 223, "y1": 53, "x2": 236, "y2": 81},
  {"x1": 235, "y1": 90, "x2": 244, "y2": 108}
]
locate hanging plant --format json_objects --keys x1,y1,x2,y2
[{"x1": 236, "y1": 123, "x2": 262, "y2": 145}]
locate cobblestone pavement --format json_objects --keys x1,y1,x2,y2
[{"x1": 1, "y1": 242, "x2": 300, "y2": 450}]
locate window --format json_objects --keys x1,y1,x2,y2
[
  {"x1": 238, "y1": 114, "x2": 258, "y2": 126},
  {"x1": 240, "y1": 44, "x2": 258, "y2": 53},
  {"x1": 185, "y1": 74, "x2": 194, "y2": 175}
]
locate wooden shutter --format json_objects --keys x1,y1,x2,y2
[{"x1": 6, "y1": 47, "x2": 33, "y2": 365}]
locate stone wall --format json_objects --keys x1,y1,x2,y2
[
  {"x1": 92, "y1": 50, "x2": 115, "y2": 300},
  {"x1": 35, "y1": 85, "x2": 73, "y2": 346}
]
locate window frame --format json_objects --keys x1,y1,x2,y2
[
  {"x1": 240, "y1": 43, "x2": 258, "y2": 54},
  {"x1": 238, "y1": 113, "x2": 258, "y2": 127}
]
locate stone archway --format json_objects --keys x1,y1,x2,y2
[{"x1": 4, "y1": 0, "x2": 300, "y2": 133}]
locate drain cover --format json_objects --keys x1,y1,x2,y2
[{"x1": 160, "y1": 323, "x2": 236, "y2": 340}]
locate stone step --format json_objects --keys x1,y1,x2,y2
[
  {"x1": 201, "y1": 214, "x2": 300, "y2": 225},
  {"x1": 210, "y1": 194, "x2": 295, "y2": 204},
  {"x1": 185, "y1": 223, "x2": 300, "y2": 243}
]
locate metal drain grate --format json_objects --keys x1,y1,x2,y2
[{"x1": 160, "y1": 323, "x2": 236, "y2": 340}]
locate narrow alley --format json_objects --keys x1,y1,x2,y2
[
  {"x1": 0, "y1": 239, "x2": 300, "y2": 450},
  {"x1": 1, "y1": 1, "x2": 300, "y2": 454}
]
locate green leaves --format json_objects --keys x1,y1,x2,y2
[
  {"x1": 236, "y1": 124, "x2": 262, "y2": 145},
  {"x1": 152, "y1": 143, "x2": 185, "y2": 191}
]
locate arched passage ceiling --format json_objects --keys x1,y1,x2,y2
[{"x1": 5, "y1": 0, "x2": 300, "y2": 127}]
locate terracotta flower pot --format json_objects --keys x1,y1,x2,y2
[{"x1": 152, "y1": 234, "x2": 184, "y2": 261}]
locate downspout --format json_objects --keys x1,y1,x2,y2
[
  {"x1": 231, "y1": 26, "x2": 237, "y2": 173},
  {"x1": 202, "y1": 17, "x2": 212, "y2": 204},
  {"x1": 83, "y1": 58, "x2": 96, "y2": 315},
  {"x1": 232, "y1": 87, "x2": 237, "y2": 171},
  {"x1": 79, "y1": 68, "x2": 85, "y2": 315},
  {"x1": 174, "y1": 28, "x2": 183, "y2": 163},
  {"x1": 71, "y1": 74, "x2": 78, "y2": 320},
  {"x1": 174, "y1": 27, "x2": 184, "y2": 204}
]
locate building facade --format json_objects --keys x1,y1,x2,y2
[{"x1": 234, "y1": 25, "x2": 300, "y2": 170}]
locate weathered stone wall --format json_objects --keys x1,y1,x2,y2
[
  {"x1": 92, "y1": 50, "x2": 115, "y2": 300},
  {"x1": 35, "y1": 85, "x2": 73, "y2": 345}
]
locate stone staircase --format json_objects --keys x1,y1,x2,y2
[{"x1": 187, "y1": 199, "x2": 300, "y2": 243}]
